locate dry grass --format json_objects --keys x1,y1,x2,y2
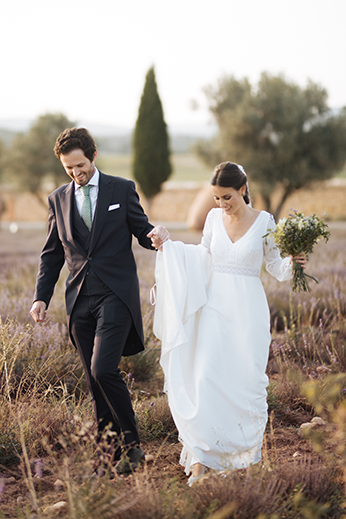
[{"x1": 0, "y1": 226, "x2": 346, "y2": 517}]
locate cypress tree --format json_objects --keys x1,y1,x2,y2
[{"x1": 133, "y1": 67, "x2": 172, "y2": 214}]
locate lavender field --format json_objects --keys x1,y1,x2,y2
[{"x1": 0, "y1": 224, "x2": 346, "y2": 518}]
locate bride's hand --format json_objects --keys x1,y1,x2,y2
[
  {"x1": 291, "y1": 253, "x2": 306, "y2": 269},
  {"x1": 147, "y1": 225, "x2": 170, "y2": 251}
]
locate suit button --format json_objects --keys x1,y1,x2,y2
[{"x1": 88, "y1": 257, "x2": 93, "y2": 261}]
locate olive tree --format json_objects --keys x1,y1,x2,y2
[
  {"x1": 6, "y1": 113, "x2": 75, "y2": 206},
  {"x1": 195, "y1": 73, "x2": 346, "y2": 219}
]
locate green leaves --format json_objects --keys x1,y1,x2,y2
[
  {"x1": 196, "y1": 73, "x2": 346, "y2": 219},
  {"x1": 264, "y1": 211, "x2": 330, "y2": 292},
  {"x1": 5, "y1": 113, "x2": 75, "y2": 206},
  {"x1": 133, "y1": 67, "x2": 172, "y2": 202},
  {"x1": 267, "y1": 211, "x2": 330, "y2": 258}
]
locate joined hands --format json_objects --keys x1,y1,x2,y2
[
  {"x1": 30, "y1": 226, "x2": 170, "y2": 324},
  {"x1": 147, "y1": 225, "x2": 170, "y2": 251}
]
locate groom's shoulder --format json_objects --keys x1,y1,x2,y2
[
  {"x1": 48, "y1": 182, "x2": 71, "y2": 200},
  {"x1": 100, "y1": 172, "x2": 136, "y2": 189}
]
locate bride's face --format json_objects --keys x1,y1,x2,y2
[{"x1": 212, "y1": 185, "x2": 246, "y2": 216}]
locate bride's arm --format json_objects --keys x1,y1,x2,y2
[
  {"x1": 263, "y1": 215, "x2": 292, "y2": 282},
  {"x1": 200, "y1": 210, "x2": 214, "y2": 252}
]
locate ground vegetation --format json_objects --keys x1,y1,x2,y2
[{"x1": 0, "y1": 226, "x2": 345, "y2": 517}]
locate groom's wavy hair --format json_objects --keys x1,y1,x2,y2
[
  {"x1": 211, "y1": 162, "x2": 250, "y2": 205},
  {"x1": 54, "y1": 127, "x2": 97, "y2": 162}
]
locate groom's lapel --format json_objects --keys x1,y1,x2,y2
[
  {"x1": 60, "y1": 182, "x2": 74, "y2": 242},
  {"x1": 59, "y1": 182, "x2": 86, "y2": 256},
  {"x1": 89, "y1": 172, "x2": 114, "y2": 253}
]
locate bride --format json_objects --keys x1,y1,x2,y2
[{"x1": 148, "y1": 162, "x2": 305, "y2": 486}]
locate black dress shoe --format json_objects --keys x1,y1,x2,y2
[{"x1": 115, "y1": 447, "x2": 145, "y2": 475}]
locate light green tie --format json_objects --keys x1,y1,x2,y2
[{"x1": 80, "y1": 185, "x2": 92, "y2": 231}]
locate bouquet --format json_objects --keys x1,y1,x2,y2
[{"x1": 263, "y1": 211, "x2": 330, "y2": 292}]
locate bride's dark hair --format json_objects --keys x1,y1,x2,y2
[{"x1": 211, "y1": 162, "x2": 250, "y2": 205}]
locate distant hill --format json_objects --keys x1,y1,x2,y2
[{"x1": 0, "y1": 119, "x2": 217, "y2": 154}]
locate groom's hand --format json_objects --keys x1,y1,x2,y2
[
  {"x1": 30, "y1": 300, "x2": 47, "y2": 322},
  {"x1": 147, "y1": 225, "x2": 170, "y2": 251}
]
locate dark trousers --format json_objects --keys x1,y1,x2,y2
[{"x1": 70, "y1": 289, "x2": 140, "y2": 459}]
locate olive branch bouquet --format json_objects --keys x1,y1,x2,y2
[{"x1": 263, "y1": 211, "x2": 330, "y2": 292}]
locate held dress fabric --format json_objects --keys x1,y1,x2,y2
[{"x1": 153, "y1": 210, "x2": 292, "y2": 475}]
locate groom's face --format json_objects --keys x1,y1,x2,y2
[{"x1": 60, "y1": 148, "x2": 97, "y2": 186}]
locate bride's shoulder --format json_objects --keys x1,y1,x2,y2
[
  {"x1": 259, "y1": 211, "x2": 277, "y2": 229},
  {"x1": 205, "y1": 207, "x2": 222, "y2": 225},
  {"x1": 207, "y1": 207, "x2": 222, "y2": 218},
  {"x1": 258, "y1": 210, "x2": 274, "y2": 220},
  {"x1": 200, "y1": 208, "x2": 219, "y2": 232}
]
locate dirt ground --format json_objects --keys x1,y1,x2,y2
[{"x1": 0, "y1": 425, "x2": 320, "y2": 518}]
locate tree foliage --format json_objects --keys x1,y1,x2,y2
[
  {"x1": 195, "y1": 73, "x2": 346, "y2": 219},
  {"x1": 133, "y1": 67, "x2": 172, "y2": 210},
  {"x1": 6, "y1": 113, "x2": 75, "y2": 206}
]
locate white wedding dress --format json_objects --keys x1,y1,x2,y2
[{"x1": 153, "y1": 209, "x2": 292, "y2": 475}]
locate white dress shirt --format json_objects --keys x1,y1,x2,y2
[{"x1": 74, "y1": 168, "x2": 99, "y2": 220}]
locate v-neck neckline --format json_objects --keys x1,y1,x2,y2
[{"x1": 220, "y1": 210, "x2": 263, "y2": 244}]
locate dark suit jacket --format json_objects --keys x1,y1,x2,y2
[{"x1": 34, "y1": 172, "x2": 154, "y2": 356}]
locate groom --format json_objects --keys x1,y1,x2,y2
[{"x1": 30, "y1": 127, "x2": 168, "y2": 475}]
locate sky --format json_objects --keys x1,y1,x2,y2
[{"x1": 1, "y1": 0, "x2": 345, "y2": 131}]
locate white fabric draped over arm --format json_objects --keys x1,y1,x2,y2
[
  {"x1": 263, "y1": 214, "x2": 292, "y2": 282},
  {"x1": 153, "y1": 240, "x2": 213, "y2": 360}
]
